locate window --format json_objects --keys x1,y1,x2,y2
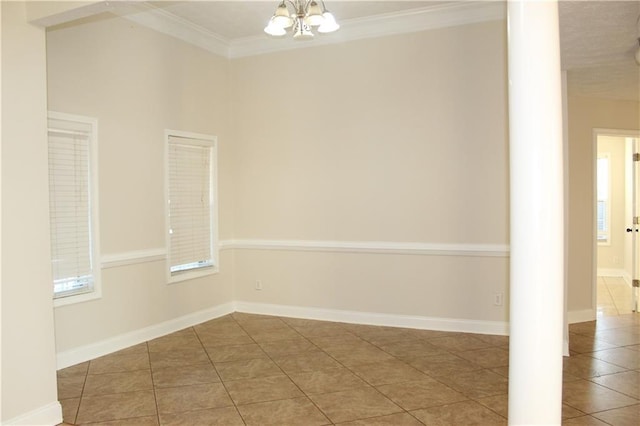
[
  {"x1": 597, "y1": 154, "x2": 610, "y2": 244},
  {"x1": 48, "y1": 112, "x2": 100, "y2": 305},
  {"x1": 166, "y1": 130, "x2": 218, "y2": 283}
]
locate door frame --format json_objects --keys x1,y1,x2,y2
[{"x1": 592, "y1": 128, "x2": 640, "y2": 315}]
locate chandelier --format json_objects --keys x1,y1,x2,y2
[{"x1": 264, "y1": 0, "x2": 340, "y2": 40}]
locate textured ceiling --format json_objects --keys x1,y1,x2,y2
[
  {"x1": 131, "y1": 1, "x2": 640, "y2": 102},
  {"x1": 559, "y1": 0, "x2": 640, "y2": 102}
]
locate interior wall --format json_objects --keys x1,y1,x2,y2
[
  {"x1": 230, "y1": 21, "x2": 510, "y2": 323},
  {"x1": 46, "y1": 14, "x2": 235, "y2": 353},
  {"x1": 596, "y1": 135, "x2": 627, "y2": 270},
  {"x1": 567, "y1": 96, "x2": 640, "y2": 314},
  {"x1": 1, "y1": 1, "x2": 60, "y2": 422}
]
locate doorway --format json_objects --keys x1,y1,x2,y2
[{"x1": 594, "y1": 130, "x2": 640, "y2": 316}]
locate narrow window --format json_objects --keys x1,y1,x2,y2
[
  {"x1": 166, "y1": 131, "x2": 218, "y2": 283},
  {"x1": 48, "y1": 112, "x2": 100, "y2": 304},
  {"x1": 597, "y1": 155, "x2": 610, "y2": 244}
]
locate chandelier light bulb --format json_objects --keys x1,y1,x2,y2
[{"x1": 265, "y1": 0, "x2": 339, "y2": 40}]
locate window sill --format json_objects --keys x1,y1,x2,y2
[
  {"x1": 168, "y1": 266, "x2": 218, "y2": 285},
  {"x1": 54, "y1": 288, "x2": 102, "y2": 308}
]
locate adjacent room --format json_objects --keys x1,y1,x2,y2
[{"x1": 2, "y1": 1, "x2": 639, "y2": 425}]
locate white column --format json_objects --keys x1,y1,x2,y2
[{"x1": 507, "y1": 1, "x2": 564, "y2": 425}]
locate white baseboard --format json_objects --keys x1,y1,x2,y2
[
  {"x1": 235, "y1": 301, "x2": 510, "y2": 336},
  {"x1": 56, "y1": 302, "x2": 235, "y2": 369},
  {"x1": 597, "y1": 268, "x2": 626, "y2": 277},
  {"x1": 567, "y1": 308, "x2": 596, "y2": 324},
  {"x1": 563, "y1": 339, "x2": 570, "y2": 357},
  {"x1": 2, "y1": 401, "x2": 62, "y2": 426}
]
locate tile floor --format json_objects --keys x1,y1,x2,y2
[
  {"x1": 597, "y1": 276, "x2": 636, "y2": 317},
  {"x1": 57, "y1": 310, "x2": 639, "y2": 425}
]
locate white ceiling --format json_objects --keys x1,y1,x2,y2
[{"x1": 110, "y1": 1, "x2": 640, "y2": 102}]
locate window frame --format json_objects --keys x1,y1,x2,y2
[
  {"x1": 596, "y1": 153, "x2": 611, "y2": 246},
  {"x1": 165, "y1": 129, "x2": 219, "y2": 284},
  {"x1": 48, "y1": 111, "x2": 102, "y2": 307}
]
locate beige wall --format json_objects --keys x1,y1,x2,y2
[
  {"x1": 1, "y1": 1, "x2": 60, "y2": 422},
  {"x1": 567, "y1": 96, "x2": 640, "y2": 312},
  {"x1": 230, "y1": 21, "x2": 510, "y2": 322},
  {"x1": 46, "y1": 14, "x2": 235, "y2": 352},
  {"x1": 596, "y1": 136, "x2": 627, "y2": 270}
]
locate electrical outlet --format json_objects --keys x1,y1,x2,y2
[
  {"x1": 255, "y1": 280, "x2": 263, "y2": 291},
  {"x1": 494, "y1": 292, "x2": 504, "y2": 306}
]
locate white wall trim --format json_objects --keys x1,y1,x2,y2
[
  {"x1": 567, "y1": 309, "x2": 597, "y2": 324},
  {"x1": 114, "y1": 2, "x2": 230, "y2": 58},
  {"x1": 235, "y1": 301, "x2": 509, "y2": 336},
  {"x1": 56, "y1": 302, "x2": 235, "y2": 369},
  {"x1": 2, "y1": 401, "x2": 62, "y2": 426},
  {"x1": 229, "y1": 1, "x2": 505, "y2": 58},
  {"x1": 101, "y1": 248, "x2": 167, "y2": 269},
  {"x1": 597, "y1": 268, "x2": 626, "y2": 277},
  {"x1": 219, "y1": 239, "x2": 509, "y2": 258},
  {"x1": 112, "y1": 1, "x2": 505, "y2": 60}
]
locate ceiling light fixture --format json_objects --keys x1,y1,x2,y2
[{"x1": 264, "y1": 0, "x2": 340, "y2": 40}]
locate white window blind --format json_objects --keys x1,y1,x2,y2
[
  {"x1": 48, "y1": 115, "x2": 96, "y2": 298},
  {"x1": 167, "y1": 134, "x2": 215, "y2": 277}
]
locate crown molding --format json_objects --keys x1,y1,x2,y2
[
  {"x1": 113, "y1": 2, "x2": 230, "y2": 58},
  {"x1": 116, "y1": 1, "x2": 506, "y2": 60},
  {"x1": 230, "y1": 1, "x2": 506, "y2": 58}
]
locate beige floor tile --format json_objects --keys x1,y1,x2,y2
[
  {"x1": 593, "y1": 329, "x2": 640, "y2": 346},
  {"x1": 107, "y1": 343, "x2": 149, "y2": 356},
  {"x1": 407, "y1": 352, "x2": 483, "y2": 377},
  {"x1": 589, "y1": 347, "x2": 640, "y2": 370},
  {"x1": 58, "y1": 374, "x2": 87, "y2": 400},
  {"x1": 308, "y1": 386, "x2": 402, "y2": 423},
  {"x1": 225, "y1": 375, "x2": 303, "y2": 405},
  {"x1": 237, "y1": 396, "x2": 331, "y2": 426},
  {"x1": 149, "y1": 348, "x2": 210, "y2": 370},
  {"x1": 563, "y1": 354, "x2": 628, "y2": 379},
  {"x1": 83, "y1": 370, "x2": 152, "y2": 396},
  {"x1": 60, "y1": 398, "x2": 80, "y2": 424},
  {"x1": 376, "y1": 378, "x2": 468, "y2": 410},
  {"x1": 562, "y1": 415, "x2": 610, "y2": 425},
  {"x1": 288, "y1": 367, "x2": 367, "y2": 395},
  {"x1": 247, "y1": 328, "x2": 302, "y2": 343},
  {"x1": 334, "y1": 412, "x2": 424, "y2": 425},
  {"x1": 88, "y1": 352, "x2": 150, "y2": 375},
  {"x1": 473, "y1": 334, "x2": 510, "y2": 347},
  {"x1": 147, "y1": 329, "x2": 203, "y2": 352},
  {"x1": 194, "y1": 322, "x2": 247, "y2": 337},
  {"x1": 152, "y1": 363, "x2": 220, "y2": 388},
  {"x1": 562, "y1": 404, "x2": 586, "y2": 419},
  {"x1": 428, "y1": 334, "x2": 494, "y2": 352},
  {"x1": 159, "y1": 406, "x2": 244, "y2": 426},
  {"x1": 204, "y1": 343, "x2": 268, "y2": 362},
  {"x1": 562, "y1": 379, "x2": 638, "y2": 413},
  {"x1": 240, "y1": 318, "x2": 292, "y2": 331},
  {"x1": 410, "y1": 400, "x2": 507, "y2": 425},
  {"x1": 215, "y1": 357, "x2": 283, "y2": 381},
  {"x1": 329, "y1": 347, "x2": 395, "y2": 367},
  {"x1": 591, "y1": 370, "x2": 640, "y2": 399},
  {"x1": 155, "y1": 382, "x2": 233, "y2": 414},
  {"x1": 272, "y1": 351, "x2": 342, "y2": 374},
  {"x1": 258, "y1": 337, "x2": 318, "y2": 357},
  {"x1": 456, "y1": 347, "x2": 510, "y2": 368},
  {"x1": 78, "y1": 415, "x2": 159, "y2": 425},
  {"x1": 76, "y1": 390, "x2": 156, "y2": 424},
  {"x1": 348, "y1": 359, "x2": 428, "y2": 386},
  {"x1": 197, "y1": 333, "x2": 254, "y2": 347},
  {"x1": 437, "y1": 369, "x2": 508, "y2": 399},
  {"x1": 569, "y1": 333, "x2": 618, "y2": 354},
  {"x1": 475, "y1": 394, "x2": 508, "y2": 418},
  {"x1": 592, "y1": 404, "x2": 640, "y2": 426},
  {"x1": 58, "y1": 362, "x2": 89, "y2": 379},
  {"x1": 377, "y1": 339, "x2": 445, "y2": 359}
]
